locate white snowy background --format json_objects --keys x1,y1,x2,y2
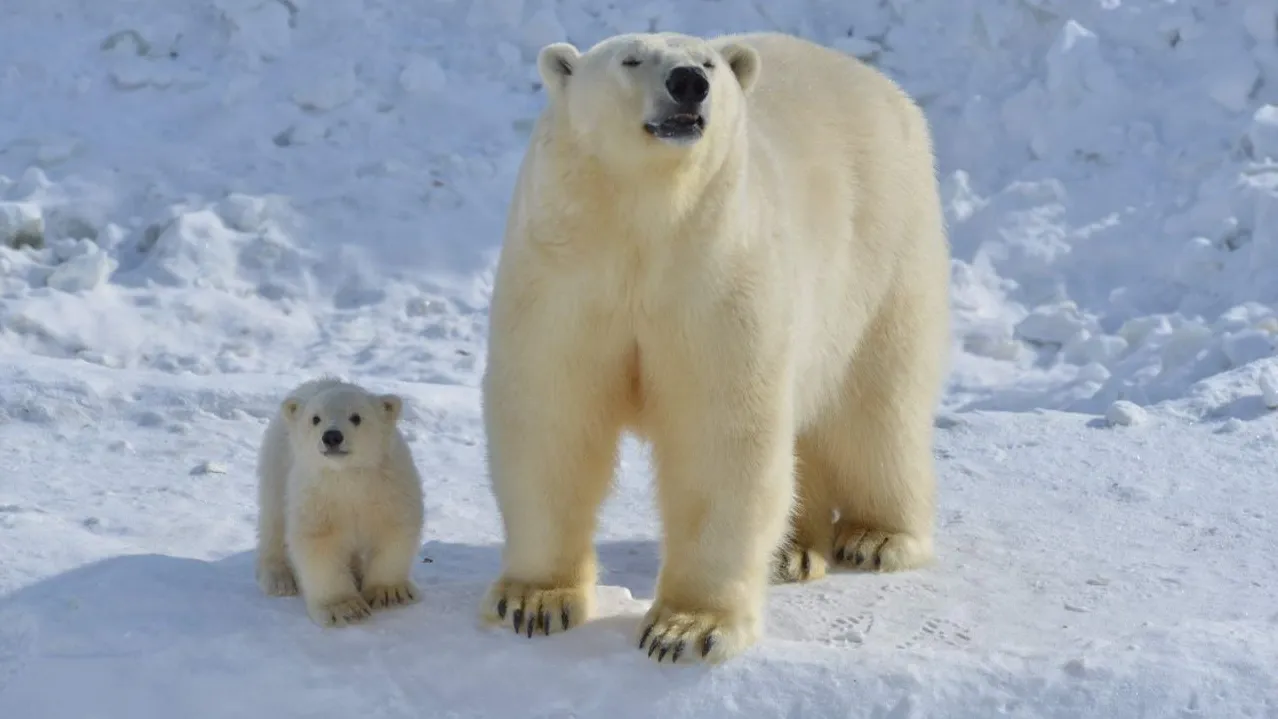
[{"x1": 2, "y1": 0, "x2": 1277, "y2": 716}]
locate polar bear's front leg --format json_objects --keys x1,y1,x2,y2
[
  {"x1": 479, "y1": 291, "x2": 629, "y2": 638},
  {"x1": 288, "y1": 523, "x2": 372, "y2": 628},
  {"x1": 638, "y1": 324, "x2": 797, "y2": 664},
  {"x1": 360, "y1": 524, "x2": 422, "y2": 610}
]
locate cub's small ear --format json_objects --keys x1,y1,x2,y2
[
  {"x1": 538, "y1": 42, "x2": 580, "y2": 92},
  {"x1": 379, "y1": 394, "x2": 403, "y2": 422},
  {"x1": 717, "y1": 42, "x2": 760, "y2": 93},
  {"x1": 281, "y1": 398, "x2": 302, "y2": 422}
]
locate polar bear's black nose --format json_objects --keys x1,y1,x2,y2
[
  {"x1": 666, "y1": 66, "x2": 710, "y2": 104},
  {"x1": 321, "y1": 429, "x2": 344, "y2": 448}
]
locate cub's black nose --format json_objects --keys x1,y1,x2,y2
[
  {"x1": 321, "y1": 429, "x2": 344, "y2": 448},
  {"x1": 666, "y1": 65, "x2": 709, "y2": 104}
]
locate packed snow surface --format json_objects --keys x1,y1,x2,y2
[{"x1": 1, "y1": 0, "x2": 1276, "y2": 717}]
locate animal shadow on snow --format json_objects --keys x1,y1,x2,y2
[
  {"x1": 419, "y1": 536, "x2": 661, "y2": 593},
  {"x1": 0, "y1": 540, "x2": 746, "y2": 716},
  {"x1": 0, "y1": 540, "x2": 955, "y2": 718},
  {"x1": 0, "y1": 539, "x2": 662, "y2": 682}
]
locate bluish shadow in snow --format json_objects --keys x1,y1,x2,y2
[
  {"x1": 1, "y1": 542, "x2": 776, "y2": 719},
  {"x1": 419, "y1": 537, "x2": 661, "y2": 600},
  {"x1": 2, "y1": 534, "x2": 1276, "y2": 717},
  {"x1": 1205, "y1": 395, "x2": 1274, "y2": 423}
]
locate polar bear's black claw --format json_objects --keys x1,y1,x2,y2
[
  {"x1": 873, "y1": 537, "x2": 890, "y2": 569},
  {"x1": 647, "y1": 636, "x2": 664, "y2": 658},
  {"x1": 496, "y1": 598, "x2": 508, "y2": 619},
  {"x1": 638, "y1": 623, "x2": 654, "y2": 650},
  {"x1": 561, "y1": 607, "x2": 571, "y2": 632},
  {"x1": 654, "y1": 634, "x2": 694, "y2": 662},
  {"x1": 637, "y1": 619, "x2": 721, "y2": 662},
  {"x1": 512, "y1": 605, "x2": 525, "y2": 633},
  {"x1": 670, "y1": 640, "x2": 685, "y2": 663},
  {"x1": 524, "y1": 602, "x2": 541, "y2": 637}
]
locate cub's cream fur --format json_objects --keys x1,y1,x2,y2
[
  {"x1": 256, "y1": 377, "x2": 425, "y2": 627},
  {"x1": 481, "y1": 31, "x2": 951, "y2": 664}
]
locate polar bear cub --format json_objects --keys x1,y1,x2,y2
[
  {"x1": 480, "y1": 31, "x2": 951, "y2": 665},
  {"x1": 255, "y1": 377, "x2": 425, "y2": 627}
]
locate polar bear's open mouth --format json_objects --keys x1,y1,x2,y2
[
  {"x1": 644, "y1": 113, "x2": 705, "y2": 140},
  {"x1": 322, "y1": 448, "x2": 349, "y2": 457}
]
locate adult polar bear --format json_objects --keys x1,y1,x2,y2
[{"x1": 481, "y1": 31, "x2": 951, "y2": 665}]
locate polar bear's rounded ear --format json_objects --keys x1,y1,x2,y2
[
  {"x1": 378, "y1": 394, "x2": 403, "y2": 422},
  {"x1": 718, "y1": 42, "x2": 760, "y2": 93},
  {"x1": 281, "y1": 398, "x2": 302, "y2": 422},
  {"x1": 538, "y1": 42, "x2": 580, "y2": 93}
]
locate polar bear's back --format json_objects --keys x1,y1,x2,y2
[
  {"x1": 723, "y1": 33, "x2": 949, "y2": 423},
  {"x1": 728, "y1": 32, "x2": 942, "y2": 266},
  {"x1": 730, "y1": 32, "x2": 934, "y2": 172},
  {"x1": 732, "y1": 30, "x2": 946, "y2": 281}
]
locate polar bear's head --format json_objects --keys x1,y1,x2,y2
[
  {"x1": 537, "y1": 32, "x2": 760, "y2": 166},
  {"x1": 282, "y1": 386, "x2": 403, "y2": 469}
]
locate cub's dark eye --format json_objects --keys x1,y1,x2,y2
[
  {"x1": 349, "y1": 414, "x2": 362, "y2": 426},
  {"x1": 621, "y1": 57, "x2": 641, "y2": 67},
  {"x1": 702, "y1": 60, "x2": 715, "y2": 69},
  {"x1": 311, "y1": 415, "x2": 321, "y2": 426}
]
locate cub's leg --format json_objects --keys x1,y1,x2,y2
[
  {"x1": 360, "y1": 520, "x2": 423, "y2": 610},
  {"x1": 288, "y1": 499, "x2": 370, "y2": 627},
  {"x1": 479, "y1": 283, "x2": 630, "y2": 638},
  {"x1": 255, "y1": 420, "x2": 297, "y2": 597}
]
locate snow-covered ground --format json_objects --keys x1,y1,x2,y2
[{"x1": 1, "y1": 0, "x2": 1276, "y2": 716}]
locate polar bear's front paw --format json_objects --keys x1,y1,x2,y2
[
  {"x1": 770, "y1": 541, "x2": 828, "y2": 585},
  {"x1": 832, "y1": 523, "x2": 932, "y2": 573},
  {"x1": 309, "y1": 595, "x2": 373, "y2": 628},
  {"x1": 363, "y1": 581, "x2": 420, "y2": 610},
  {"x1": 256, "y1": 561, "x2": 299, "y2": 596},
  {"x1": 481, "y1": 578, "x2": 593, "y2": 638},
  {"x1": 636, "y1": 602, "x2": 758, "y2": 665}
]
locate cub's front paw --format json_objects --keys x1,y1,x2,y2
[
  {"x1": 636, "y1": 601, "x2": 760, "y2": 665},
  {"x1": 363, "y1": 581, "x2": 420, "y2": 609},
  {"x1": 308, "y1": 595, "x2": 373, "y2": 628},
  {"x1": 481, "y1": 577, "x2": 594, "y2": 638}
]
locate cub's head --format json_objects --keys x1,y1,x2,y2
[
  {"x1": 537, "y1": 32, "x2": 760, "y2": 165},
  {"x1": 281, "y1": 386, "x2": 403, "y2": 468}
]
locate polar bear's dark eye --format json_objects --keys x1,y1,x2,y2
[
  {"x1": 349, "y1": 414, "x2": 362, "y2": 426},
  {"x1": 311, "y1": 415, "x2": 321, "y2": 426},
  {"x1": 621, "y1": 57, "x2": 641, "y2": 67},
  {"x1": 702, "y1": 60, "x2": 715, "y2": 69}
]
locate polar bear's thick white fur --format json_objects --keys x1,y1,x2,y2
[
  {"x1": 480, "y1": 31, "x2": 951, "y2": 664},
  {"x1": 256, "y1": 377, "x2": 425, "y2": 628}
]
